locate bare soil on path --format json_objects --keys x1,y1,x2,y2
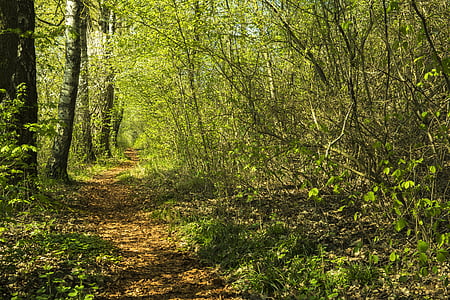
[{"x1": 79, "y1": 149, "x2": 242, "y2": 300}]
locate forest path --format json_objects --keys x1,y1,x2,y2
[{"x1": 79, "y1": 149, "x2": 240, "y2": 300}]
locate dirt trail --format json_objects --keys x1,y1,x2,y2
[{"x1": 80, "y1": 149, "x2": 241, "y2": 300}]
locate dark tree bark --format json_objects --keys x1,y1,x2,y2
[
  {"x1": 47, "y1": 0, "x2": 82, "y2": 181},
  {"x1": 15, "y1": 0, "x2": 38, "y2": 173},
  {"x1": 0, "y1": 1, "x2": 18, "y2": 104},
  {"x1": 0, "y1": 0, "x2": 38, "y2": 177},
  {"x1": 111, "y1": 105, "x2": 123, "y2": 147}
]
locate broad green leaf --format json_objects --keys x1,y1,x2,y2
[
  {"x1": 421, "y1": 111, "x2": 429, "y2": 119},
  {"x1": 437, "y1": 250, "x2": 448, "y2": 262},
  {"x1": 363, "y1": 191, "x2": 376, "y2": 202},
  {"x1": 389, "y1": 252, "x2": 398, "y2": 262},
  {"x1": 402, "y1": 180, "x2": 415, "y2": 189},
  {"x1": 392, "y1": 169, "x2": 402, "y2": 179},
  {"x1": 387, "y1": 1, "x2": 399, "y2": 13},
  {"x1": 419, "y1": 267, "x2": 429, "y2": 276},
  {"x1": 308, "y1": 188, "x2": 319, "y2": 198},
  {"x1": 418, "y1": 253, "x2": 428, "y2": 264},
  {"x1": 370, "y1": 254, "x2": 379, "y2": 264},
  {"x1": 68, "y1": 290, "x2": 78, "y2": 297},
  {"x1": 394, "y1": 218, "x2": 407, "y2": 232},
  {"x1": 418, "y1": 240, "x2": 429, "y2": 253}
]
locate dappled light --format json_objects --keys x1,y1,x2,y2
[{"x1": 1, "y1": 0, "x2": 449, "y2": 299}]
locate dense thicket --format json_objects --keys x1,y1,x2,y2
[{"x1": 116, "y1": 0, "x2": 449, "y2": 205}]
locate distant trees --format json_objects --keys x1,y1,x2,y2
[{"x1": 113, "y1": 0, "x2": 449, "y2": 207}]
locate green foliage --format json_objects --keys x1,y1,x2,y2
[
  {"x1": 179, "y1": 218, "x2": 383, "y2": 299},
  {"x1": 0, "y1": 220, "x2": 119, "y2": 299},
  {"x1": 0, "y1": 94, "x2": 35, "y2": 214}
]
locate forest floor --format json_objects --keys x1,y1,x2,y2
[
  {"x1": 77, "y1": 149, "x2": 242, "y2": 299},
  {"x1": 2, "y1": 151, "x2": 448, "y2": 299}
]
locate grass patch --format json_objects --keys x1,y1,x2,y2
[{"x1": 68, "y1": 156, "x2": 124, "y2": 182}]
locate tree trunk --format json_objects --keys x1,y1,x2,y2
[
  {"x1": 0, "y1": 1, "x2": 18, "y2": 104},
  {"x1": 97, "y1": 4, "x2": 116, "y2": 157},
  {"x1": 77, "y1": 3, "x2": 96, "y2": 163},
  {"x1": 0, "y1": 0, "x2": 38, "y2": 178},
  {"x1": 47, "y1": 0, "x2": 82, "y2": 181},
  {"x1": 111, "y1": 105, "x2": 124, "y2": 148}
]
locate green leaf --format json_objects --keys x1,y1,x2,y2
[
  {"x1": 387, "y1": 1, "x2": 399, "y2": 13},
  {"x1": 370, "y1": 254, "x2": 379, "y2": 264},
  {"x1": 418, "y1": 240, "x2": 429, "y2": 253},
  {"x1": 308, "y1": 188, "x2": 319, "y2": 198},
  {"x1": 418, "y1": 252, "x2": 428, "y2": 264},
  {"x1": 328, "y1": 292, "x2": 339, "y2": 298},
  {"x1": 419, "y1": 266, "x2": 429, "y2": 276},
  {"x1": 389, "y1": 251, "x2": 398, "y2": 262},
  {"x1": 429, "y1": 165, "x2": 437, "y2": 174},
  {"x1": 68, "y1": 290, "x2": 78, "y2": 297},
  {"x1": 414, "y1": 55, "x2": 425, "y2": 63},
  {"x1": 437, "y1": 250, "x2": 448, "y2": 262},
  {"x1": 394, "y1": 218, "x2": 407, "y2": 232},
  {"x1": 337, "y1": 205, "x2": 346, "y2": 212},
  {"x1": 402, "y1": 180, "x2": 415, "y2": 189},
  {"x1": 392, "y1": 169, "x2": 402, "y2": 179},
  {"x1": 421, "y1": 111, "x2": 429, "y2": 119},
  {"x1": 364, "y1": 191, "x2": 376, "y2": 202}
]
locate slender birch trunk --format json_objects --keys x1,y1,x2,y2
[{"x1": 47, "y1": 0, "x2": 82, "y2": 181}]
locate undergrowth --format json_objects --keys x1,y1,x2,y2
[
  {"x1": 1, "y1": 152, "x2": 122, "y2": 299},
  {"x1": 0, "y1": 205, "x2": 120, "y2": 300},
  {"x1": 0, "y1": 217, "x2": 119, "y2": 299},
  {"x1": 135, "y1": 158, "x2": 450, "y2": 300},
  {"x1": 178, "y1": 218, "x2": 381, "y2": 299}
]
